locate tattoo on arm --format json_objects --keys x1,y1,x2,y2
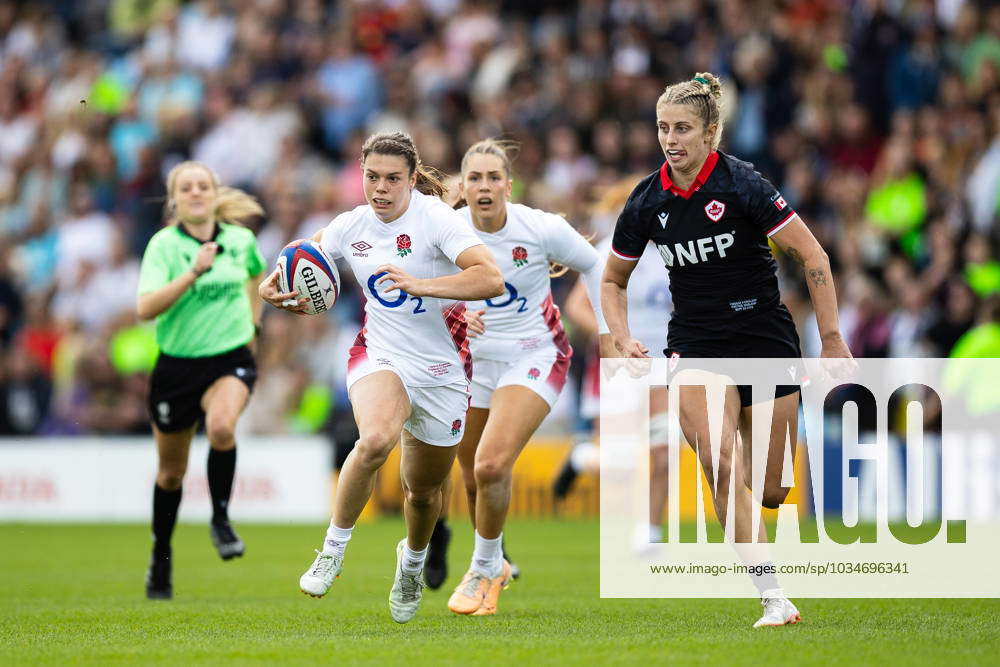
[
  {"x1": 785, "y1": 246, "x2": 806, "y2": 266},
  {"x1": 808, "y1": 268, "x2": 828, "y2": 287}
]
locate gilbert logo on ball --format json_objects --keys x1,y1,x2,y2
[
  {"x1": 276, "y1": 239, "x2": 340, "y2": 315},
  {"x1": 396, "y1": 234, "x2": 412, "y2": 257},
  {"x1": 512, "y1": 246, "x2": 528, "y2": 267}
]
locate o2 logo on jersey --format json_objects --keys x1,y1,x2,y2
[
  {"x1": 704, "y1": 200, "x2": 726, "y2": 222},
  {"x1": 367, "y1": 272, "x2": 426, "y2": 314},
  {"x1": 486, "y1": 282, "x2": 528, "y2": 313}
]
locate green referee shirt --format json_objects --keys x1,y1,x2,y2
[{"x1": 138, "y1": 222, "x2": 266, "y2": 358}]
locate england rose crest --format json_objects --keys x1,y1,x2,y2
[
  {"x1": 450, "y1": 419, "x2": 462, "y2": 436},
  {"x1": 527, "y1": 367, "x2": 540, "y2": 380},
  {"x1": 396, "y1": 234, "x2": 412, "y2": 257},
  {"x1": 512, "y1": 246, "x2": 528, "y2": 267}
]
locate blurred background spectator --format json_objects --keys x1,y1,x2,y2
[{"x1": 0, "y1": 0, "x2": 997, "y2": 438}]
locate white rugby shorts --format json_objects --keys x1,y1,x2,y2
[{"x1": 347, "y1": 345, "x2": 470, "y2": 446}]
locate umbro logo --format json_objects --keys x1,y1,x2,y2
[
  {"x1": 658, "y1": 211, "x2": 669, "y2": 228},
  {"x1": 351, "y1": 240, "x2": 372, "y2": 257}
]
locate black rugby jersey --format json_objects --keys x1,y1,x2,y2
[{"x1": 611, "y1": 151, "x2": 795, "y2": 326}]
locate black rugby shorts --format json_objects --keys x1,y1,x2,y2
[
  {"x1": 665, "y1": 304, "x2": 802, "y2": 407},
  {"x1": 147, "y1": 345, "x2": 257, "y2": 432}
]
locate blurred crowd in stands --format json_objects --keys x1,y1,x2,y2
[{"x1": 0, "y1": 0, "x2": 999, "y2": 437}]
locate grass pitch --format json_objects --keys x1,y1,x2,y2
[{"x1": 2, "y1": 519, "x2": 998, "y2": 665}]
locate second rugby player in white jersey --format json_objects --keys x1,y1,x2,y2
[
  {"x1": 573, "y1": 235, "x2": 673, "y2": 550},
  {"x1": 259, "y1": 132, "x2": 503, "y2": 624},
  {"x1": 445, "y1": 139, "x2": 608, "y2": 617}
]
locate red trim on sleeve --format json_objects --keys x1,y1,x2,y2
[
  {"x1": 611, "y1": 246, "x2": 641, "y2": 261},
  {"x1": 766, "y1": 211, "x2": 796, "y2": 236}
]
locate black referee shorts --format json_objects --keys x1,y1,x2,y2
[
  {"x1": 148, "y1": 345, "x2": 257, "y2": 433},
  {"x1": 665, "y1": 304, "x2": 802, "y2": 408}
]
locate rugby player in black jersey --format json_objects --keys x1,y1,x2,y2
[{"x1": 601, "y1": 72, "x2": 854, "y2": 628}]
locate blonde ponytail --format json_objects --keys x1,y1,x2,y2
[
  {"x1": 164, "y1": 160, "x2": 265, "y2": 226},
  {"x1": 215, "y1": 186, "x2": 264, "y2": 222},
  {"x1": 657, "y1": 71, "x2": 725, "y2": 150}
]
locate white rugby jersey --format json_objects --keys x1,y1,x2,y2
[
  {"x1": 459, "y1": 203, "x2": 607, "y2": 362},
  {"x1": 590, "y1": 236, "x2": 671, "y2": 357},
  {"x1": 320, "y1": 190, "x2": 483, "y2": 386}
]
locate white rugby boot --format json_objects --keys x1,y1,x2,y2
[
  {"x1": 753, "y1": 589, "x2": 802, "y2": 628},
  {"x1": 389, "y1": 539, "x2": 425, "y2": 623},
  {"x1": 299, "y1": 549, "x2": 343, "y2": 597}
]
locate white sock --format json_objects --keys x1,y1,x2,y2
[
  {"x1": 470, "y1": 530, "x2": 503, "y2": 577},
  {"x1": 323, "y1": 523, "x2": 354, "y2": 557},
  {"x1": 401, "y1": 543, "x2": 428, "y2": 575},
  {"x1": 570, "y1": 442, "x2": 600, "y2": 472}
]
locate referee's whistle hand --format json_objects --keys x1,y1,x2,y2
[{"x1": 192, "y1": 242, "x2": 219, "y2": 274}]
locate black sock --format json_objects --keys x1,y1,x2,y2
[
  {"x1": 207, "y1": 446, "x2": 237, "y2": 524},
  {"x1": 152, "y1": 484, "x2": 182, "y2": 559}
]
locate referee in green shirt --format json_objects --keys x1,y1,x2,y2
[{"x1": 137, "y1": 161, "x2": 266, "y2": 600}]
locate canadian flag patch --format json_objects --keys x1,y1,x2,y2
[
  {"x1": 774, "y1": 195, "x2": 787, "y2": 210},
  {"x1": 704, "y1": 199, "x2": 726, "y2": 222}
]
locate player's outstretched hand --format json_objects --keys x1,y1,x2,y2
[
  {"x1": 603, "y1": 335, "x2": 652, "y2": 379},
  {"x1": 820, "y1": 332, "x2": 858, "y2": 380},
  {"x1": 374, "y1": 264, "x2": 427, "y2": 297},
  {"x1": 465, "y1": 309, "x2": 486, "y2": 337},
  {"x1": 258, "y1": 268, "x2": 309, "y2": 314}
]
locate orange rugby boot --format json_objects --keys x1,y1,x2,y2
[
  {"x1": 448, "y1": 569, "x2": 491, "y2": 614},
  {"x1": 471, "y1": 559, "x2": 512, "y2": 616}
]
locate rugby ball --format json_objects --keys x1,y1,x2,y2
[{"x1": 276, "y1": 239, "x2": 340, "y2": 315}]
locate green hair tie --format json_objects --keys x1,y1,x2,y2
[{"x1": 693, "y1": 76, "x2": 710, "y2": 85}]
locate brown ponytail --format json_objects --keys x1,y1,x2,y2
[{"x1": 361, "y1": 131, "x2": 448, "y2": 198}]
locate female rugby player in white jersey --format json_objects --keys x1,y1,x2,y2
[
  {"x1": 566, "y1": 225, "x2": 672, "y2": 552},
  {"x1": 259, "y1": 132, "x2": 504, "y2": 624},
  {"x1": 445, "y1": 139, "x2": 608, "y2": 616}
]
